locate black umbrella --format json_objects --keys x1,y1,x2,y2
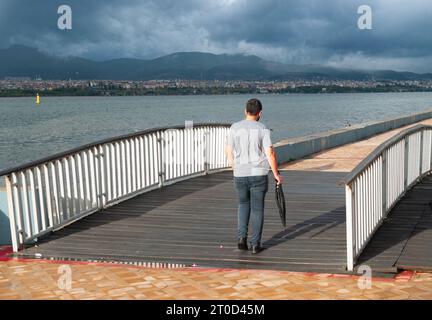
[{"x1": 275, "y1": 182, "x2": 286, "y2": 228}]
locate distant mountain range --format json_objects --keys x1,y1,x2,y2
[{"x1": 1, "y1": 45, "x2": 432, "y2": 81}]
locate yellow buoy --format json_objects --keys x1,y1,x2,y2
[{"x1": 36, "y1": 93, "x2": 41, "y2": 105}]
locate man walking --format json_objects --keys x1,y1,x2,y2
[{"x1": 225, "y1": 99, "x2": 283, "y2": 254}]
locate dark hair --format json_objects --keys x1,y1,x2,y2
[{"x1": 245, "y1": 98, "x2": 262, "y2": 115}]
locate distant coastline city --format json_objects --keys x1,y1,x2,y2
[
  {"x1": 2, "y1": 78, "x2": 432, "y2": 97},
  {"x1": 2, "y1": 45, "x2": 432, "y2": 97}
]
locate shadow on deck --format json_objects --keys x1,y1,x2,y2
[
  {"x1": 357, "y1": 175, "x2": 432, "y2": 273},
  {"x1": 14, "y1": 171, "x2": 349, "y2": 273}
]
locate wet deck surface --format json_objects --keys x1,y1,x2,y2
[{"x1": 16, "y1": 170, "x2": 349, "y2": 273}]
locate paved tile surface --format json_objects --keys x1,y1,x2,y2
[
  {"x1": 0, "y1": 258, "x2": 431, "y2": 300},
  {"x1": 280, "y1": 119, "x2": 432, "y2": 172}
]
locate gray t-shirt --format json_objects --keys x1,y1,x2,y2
[{"x1": 226, "y1": 120, "x2": 272, "y2": 177}]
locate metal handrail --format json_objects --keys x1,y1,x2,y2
[
  {"x1": 343, "y1": 124, "x2": 432, "y2": 185},
  {"x1": 343, "y1": 124, "x2": 432, "y2": 271},
  {"x1": 0, "y1": 123, "x2": 231, "y2": 177},
  {"x1": 2, "y1": 123, "x2": 231, "y2": 252}
]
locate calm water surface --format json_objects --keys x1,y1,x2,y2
[{"x1": 0, "y1": 92, "x2": 431, "y2": 173}]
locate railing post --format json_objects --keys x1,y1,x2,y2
[
  {"x1": 95, "y1": 147, "x2": 105, "y2": 210},
  {"x1": 204, "y1": 130, "x2": 210, "y2": 174},
  {"x1": 5, "y1": 175, "x2": 19, "y2": 252},
  {"x1": 382, "y1": 151, "x2": 387, "y2": 216},
  {"x1": 345, "y1": 184, "x2": 354, "y2": 271},
  {"x1": 419, "y1": 130, "x2": 424, "y2": 175},
  {"x1": 158, "y1": 132, "x2": 165, "y2": 187},
  {"x1": 404, "y1": 136, "x2": 409, "y2": 188}
]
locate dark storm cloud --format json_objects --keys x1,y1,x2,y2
[{"x1": 1, "y1": 0, "x2": 432, "y2": 71}]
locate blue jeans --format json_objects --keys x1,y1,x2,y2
[{"x1": 234, "y1": 175, "x2": 268, "y2": 246}]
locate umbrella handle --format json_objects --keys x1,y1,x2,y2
[{"x1": 274, "y1": 170, "x2": 283, "y2": 186}]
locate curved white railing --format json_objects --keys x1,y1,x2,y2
[
  {"x1": 343, "y1": 124, "x2": 432, "y2": 271},
  {"x1": 0, "y1": 123, "x2": 230, "y2": 252}
]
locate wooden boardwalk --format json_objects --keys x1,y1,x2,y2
[
  {"x1": 13, "y1": 119, "x2": 432, "y2": 274},
  {"x1": 15, "y1": 170, "x2": 348, "y2": 273}
]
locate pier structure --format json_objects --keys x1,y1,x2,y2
[{"x1": 2, "y1": 111, "x2": 432, "y2": 274}]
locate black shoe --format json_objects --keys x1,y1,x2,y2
[
  {"x1": 238, "y1": 238, "x2": 248, "y2": 251},
  {"x1": 252, "y1": 245, "x2": 263, "y2": 254}
]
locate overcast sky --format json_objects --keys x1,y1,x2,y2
[{"x1": 1, "y1": 0, "x2": 432, "y2": 72}]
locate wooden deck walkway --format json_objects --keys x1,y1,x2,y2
[
  {"x1": 13, "y1": 119, "x2": 432, "y2": 274},
  {"x1": 358, "y1": 175, "x2": 432, "y2": 273},
  {"x1": 15, "y1": 170, "x2": 348, "y2": 273}
]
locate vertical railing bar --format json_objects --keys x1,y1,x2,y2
[
  {"x1": 83, "y1": 151, "x2": 90, "y2": 211},
  {"x1": 116, "y1": 142, "x2": 122, "y2": 197},
  {"x1": 131, "y1": 139, "x2": 137, "y2": 192},
  {"x1": 36, "y1": 166, "x2": 47, "y2": 231},
  {"x1": 182, "y1": 129, "x2": 186, "y2": 176},
  {"x1": 28, "y1": 169, "x2": 40, "y2": 234},
  {"x1": 418, "y1": 131, "x2": 423, "y2": 178},
  {"x1": 121, "y1": 141, "x2": 126, "y2": 197},
  {"x1": 95, "y1": 146, "x2": 102, "y2": 209},
  {"x1": 70, "y1": 156, "x2": 79, "y2": 216},
  {"x1": 144, "y1": 135, "x2": 150, "y2": 187},
  {"x1": 102, "y1": 145, "x2": 107, "y2": 206},
  {"x1": 28, "y1": 168, "x2": 40, "y2": 236},
  {"x1": 43, "y1": 164, "x2": 54, "y2": 228},
  {"x1": 140, "y1": 136, "x2": 145, "y2": 189},
  {"x1": 20, "y1": 171, "x2": 32, "y2": 238},
  {"x1": 149, "y1": 134, "x2": 155, "y2": 185},
  {"x1": 63, "y1": 158, "x2": 72, "y2": 218},
  {"x1": 126, "y1": 139, "x2": 132, "y2": 194},
  {"x1": 357, "y1": 173, "x2": 362, "y2": 250},
  {"x1": 51, "y1": 162, "x2": 61, "y2": 225},
  {"x1": 5, "y1": 175, "x2": 19, "y2": 252},
  {"x1": 194, "y1": 127, "x2": 197, "y2": 171},
  {"x1": 404, "y1": 136, "x2": 409, "y2": 188},
  {"x1": 188, "y1": 127, "x2": 193, "y2": 174},
  {"x1": 12, "y1": 173, "x2": 25, "y2": 245},
  {"x1": 419, "y1": 130, "x2": 424, "y2": 176},
  {"x1": 135, "y1": 137, "x2": 141, "y2": 191},
  {"x1": 88, "y1": 149, "x2": 97, "y2": 208},
  {"x1": 77, "y1": 153, "x2": 84, "y2": 213},
  {"x1": 100, "y1": 145, "x2": 105, "y2": 206},
  {"x1": 352, "y1": 178, "x2": 357, "y2": 256},
  {"x1": 171, "y1": 130, "x2": 174, "y2": 179},
  {"x1": 165, "y1": 130, "x2": 170, "y2": 181},
  {"x1": 158, "y1": 131, "x2": 164, "y2": 187},
  {"x1": 366, "y1": 166, "x2": 371, "y2": 237},
  {"x1": 370, "y1": 163, "x2": 374, "y2": 234},
  {"x1": 169, "y1": 130, "x2": 173, "y2": 180},
  {"x1": 171, "y1": 130, "x2": 175, "y2": 179},
  {"x1": 111, "y1": 143, "x2": 117, "y2": 200},
  {"x1": 105, "y1": 144, "x2": 112, "y2": 202},
  {"x1": 178, "y1": 130, "x2": 182, "y2": 178},
  {"x1": 178, "y1": 129, "x2": 182, "y2": 178},
  {"x1": 346, "y1": 183, "x2": 354, "y2": 271},
  {"x1": 382, "y1": 150, "x2": 387, "y2": 217},
  {"x1": 355, "y1": 178, "x2": 360, "y2": 255},
  {"x1": 181, "y1": 129, "x2": 185, "y2": 176},
  {"x1": 373, "y1": 161, "x2": 377, "y2": 231}
]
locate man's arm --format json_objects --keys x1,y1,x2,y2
[
  {"x1": 265, "y1": 146, "x2": 283, "y2": 185},
  {"x1": 225, "y1": 144, "x2": 234, "y2": 168}
]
